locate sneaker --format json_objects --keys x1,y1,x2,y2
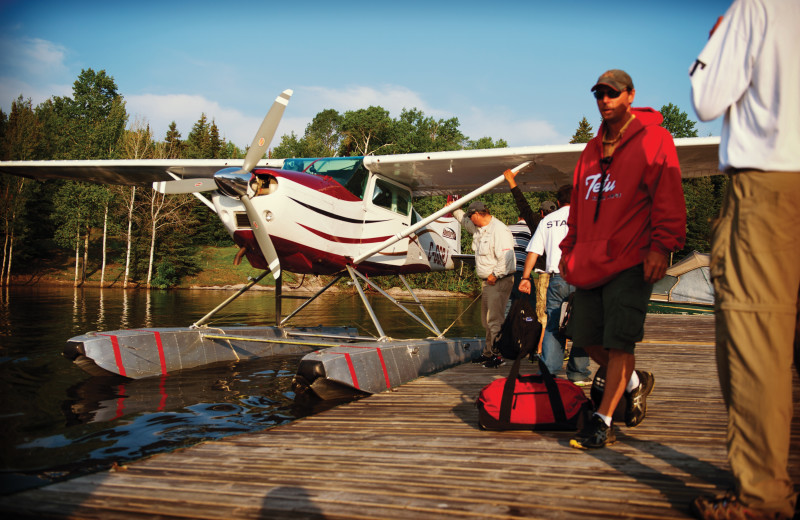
[
  {"x1": 483, "y1": 355, "x2": 506, "y2": 368},
  {"x1": 625, "y1": 370, "x2": 654, "y2": 428},
  {"x1": 690, "y1": 491, "x2": 783, "y2": 520},
  {"x1": 569, "y1": 414, "x2": 616, "y2": 449},
  {"x1": 570, "y1": 377, "x2": 593, "y2": 387},
  {"x1": 472, "y1": 354, "x2": 492, "y2": 364}
]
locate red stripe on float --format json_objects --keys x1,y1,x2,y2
[
  {"x1": 375, "y1": 349, "x2": 391, "y2": 389},
  {"x1": 98, "y1": 334, "x2": 126, "y2": 377},
  {"x1": 138, "y1": 330, "x2": 168, "y2": 376},
  {"x1": 343, "y1": 353, "x2": 359, "y2": 389},
  {"x1": 330, "y1": 345, "x2": 391, "y2": 390}
]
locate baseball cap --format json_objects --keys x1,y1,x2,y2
[
  {"x1": 465, "y1": 201, "x2": 487, "y2": 216},
  {"x1": 591, "y1": 69, "x2": 634, "y2": 93},
  {"x1": 541, "y1": 201, "x2": 557, "y2": 214}
]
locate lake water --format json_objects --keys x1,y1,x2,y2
[{"x1": 0, "y1": 285, "x2": 484, "y2": 495}]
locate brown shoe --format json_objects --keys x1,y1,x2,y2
[{"x1": 691, "y1": 492, "x2": 788, "y2": 520}]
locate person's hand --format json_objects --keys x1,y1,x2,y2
[
  {"x1": 643, "y1": 250, "x2": 668, "y2": 283},
  {"x1": 503, "y1": 169, "x2": 518, "y2": 188},
  {"x1": 487, "y1": 273, "x2": 497, "y2": 286},
  {"x1": 519, "y1": 278, "x2": 531, "y2": 294},
  {"x1": 559, "y1": 257, "x2": 568, "y2": 275}
]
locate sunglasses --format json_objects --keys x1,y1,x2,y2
[{"x1": 593, "y1": 89, "x2": 624, "y2": 100}]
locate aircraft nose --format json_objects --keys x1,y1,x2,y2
[{"x1": 214, "y1": 167, "x2": 251, "y2": 197}]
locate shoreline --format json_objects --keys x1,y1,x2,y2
[{"x1": 5, "y1": 276, "x2": 468, "y2": 298}]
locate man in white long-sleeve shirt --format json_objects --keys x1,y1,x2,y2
[
  {"x1": 451, "y1": 200, "x2": 515, "y2": 368},
  {"x1": 689, "y1": 1, "x2": 800, "y2": 518}
]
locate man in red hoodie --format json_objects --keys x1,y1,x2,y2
[{"x1": 559, "y1": 69, "x2": 686, "y2": 449}]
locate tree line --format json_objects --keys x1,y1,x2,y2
[{"x1": 0, "y1": 68, "x2": 724, "y2": 291}]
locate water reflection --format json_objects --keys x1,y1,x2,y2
[{"x1": 0, "y1": 285, "x2": 483, "y2": 495}]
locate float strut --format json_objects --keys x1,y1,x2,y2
[{"x1": 190, "y1": 271, "x2": 270, "y2": 329}]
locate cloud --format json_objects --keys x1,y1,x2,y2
[
  {"x1": 0, "y1": 36, "x2": 68, "y2": 77},
  {"x1": 126, "y1": 93, "x2": 264, "y2": 148},
  {"x1": 300, "y1": 85, "x2": 435, "y2": 116},
  {"x1": 0, "y1": 36, "x2": 72, "y2": 111},
  {"x1": 459, "y1": 106, "x2": 569, "y2": 147}
]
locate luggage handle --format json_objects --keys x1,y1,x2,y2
[{"x1": 498, "y1": 326, "x2": 568, "y2": 425}]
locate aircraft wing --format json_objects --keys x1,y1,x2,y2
[
  {"x1": 0, "y1": 137, "x2": 720, "y2": 195},
  {"x1": 364, "y1": 136, "x2": 721, "y2": 196},
  {"x1": 0, "y1": 158, "x2": 285, "y2": 186}
]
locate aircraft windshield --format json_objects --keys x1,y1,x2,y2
[{"x1": 284, "y1": 157, "x2": 369, "y2": 199}]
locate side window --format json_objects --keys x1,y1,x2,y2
[{"x1": 372, "y1": 178, "x2": 411, "y2": 216}]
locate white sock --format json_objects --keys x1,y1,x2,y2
[
  {"x1": 626, "y1": 371, "x2": 640, "y2": 393},
  {"x1": 594, "y1": 412, "x2": 612, "y2": 427}
]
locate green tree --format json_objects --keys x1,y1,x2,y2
[
  {"x1": 386, "y1": 108, "x2": 465, "y2": 154},
  {"x1": 305, "y1": 109, "x2": 343, "y2": 156},
  {"x1": 68, "y1": 69, "x2": 128, "y2": 159},
  {"x1": 660, "y1": 103, "x2": 698, "y2": 138},
  {"x1": 465, "y1": 137, "x2": 508, "y2": 149},
  {"x1": 570, "y1": 117, "x2": 594, "y2": 144},
  {"x1": 185, "y1": 114, "x2": 212, "y2": 158},
  {"x1": 164, "y1": 121, "x2": 183, "y2": 158},
  {"x1": 339, "y1": 106, "x2": 394, "y2": 156},
  {"x1": 272, "y1": 131, "x2": 317, "y2": 159},
  {"x1": 51, "y1": 181, "x2": 111, "y2": 285}
]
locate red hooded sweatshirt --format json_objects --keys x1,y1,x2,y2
[{"x1": 559, "y1": 107, "x2": 686, "y2": 289}]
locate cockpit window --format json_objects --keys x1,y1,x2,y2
[
  {"x1": 372, "y1": 178, "x2": 411, "y2": 216},
  {"x1": 285, "y1": 157, "x2": 368, "y2": 199}
]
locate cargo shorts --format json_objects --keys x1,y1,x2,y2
[{"x1": 569, "y1": 264, "x2": 653, "y2": 354}]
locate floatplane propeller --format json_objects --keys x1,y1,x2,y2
[{"x1": 155, "y1": 89, "x2": 293, "y2": 281}]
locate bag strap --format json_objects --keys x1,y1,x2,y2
[{"x1": 498, "y1": 323, "x2": 569, "y2": 424}]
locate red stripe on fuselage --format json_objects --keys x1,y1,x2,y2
[
  {"x1": 297, "y1": 223, "x2": 392, "y2": 244},
  {"x1": 98, "y1": 334, "x2": 127, "y2": 377}
]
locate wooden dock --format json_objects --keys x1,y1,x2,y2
[{"x1": 2, "y1": 314, "x2": 799, "y2": 519}]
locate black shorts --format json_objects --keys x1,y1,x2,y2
[{"x1": 569, "y1": 264, "x2": 653, "y2": 354}]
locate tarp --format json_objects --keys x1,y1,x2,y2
[{"x1": 652, "y1": 251, "x2": 714, "y2": 305}]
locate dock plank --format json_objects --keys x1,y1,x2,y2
[{"x1": 2, "y1": 314, "x2": 798, "y2": 519}]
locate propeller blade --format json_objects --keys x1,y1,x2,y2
[
  {"x1": 240, "y1": 194, "x2": 281, "y2": 280},
  {"x1": 242, "y1": 89, "x2": 293, "y2": 173},
  {"x1": 153, "y1": 178, "x2": 218, "y2": 194}
]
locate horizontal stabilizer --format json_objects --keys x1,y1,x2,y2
[{"x1": 153, "y1": 178, "x2": 218, "y2": 194}]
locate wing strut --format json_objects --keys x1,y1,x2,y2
[{"x1": 352, "y1": 161, "x2": 531, "y2": 265}]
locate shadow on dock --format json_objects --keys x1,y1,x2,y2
[{"x1": 1, "y1": 314, "x2": 797, "y2": 519}]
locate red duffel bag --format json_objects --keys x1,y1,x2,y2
[{"x1": 476, "y1": 349, "x2": 591, "y2": 431}]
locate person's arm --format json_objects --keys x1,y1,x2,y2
[
  {"x1": 518, "y1": 252, "x2": 539, "y2": 295},
  {"x1": 690, "y1": 1, "x2": 761, "y2": 121},
  {"x1": 639, "y1": 130, "x2": 686, "y2": 284},
  {"x1": 447, "y1": 201, "x2": 477, "y2": 235},
  {"x1": 504, "y1": 169, "x2": 540, "y2": 233}
]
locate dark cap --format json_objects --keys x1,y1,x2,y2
[
  {"x1": 541, "y1": 201, "x2": 557, "y2": 214},
  {"x1": 465, "y1": 201, "x2": 487, "y2": 216},
  {"x1": 591, "y1": 69, "x2": 634, "y2": 93}
]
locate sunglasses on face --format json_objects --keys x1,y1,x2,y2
[{"x1": 593, "y1": 89, "x2": 623, "y2": 100}]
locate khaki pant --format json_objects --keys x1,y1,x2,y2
[
  {"x1": 481, "y1": 276, "x2": 514, "y2": 356},
  {"x1": 535, "y1": 272, "x2": 550, "y2": 326},
  {"x1": 711, "y1": 170, "x2": 800, "y2": 518}
]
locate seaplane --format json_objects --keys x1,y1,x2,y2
[{"x1": 0, "y1": 89, "x2": 721, "y2": 400}]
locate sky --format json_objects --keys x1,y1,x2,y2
[{"x1": 0, "y1": 0, "x2": 730, "y2": 151}]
